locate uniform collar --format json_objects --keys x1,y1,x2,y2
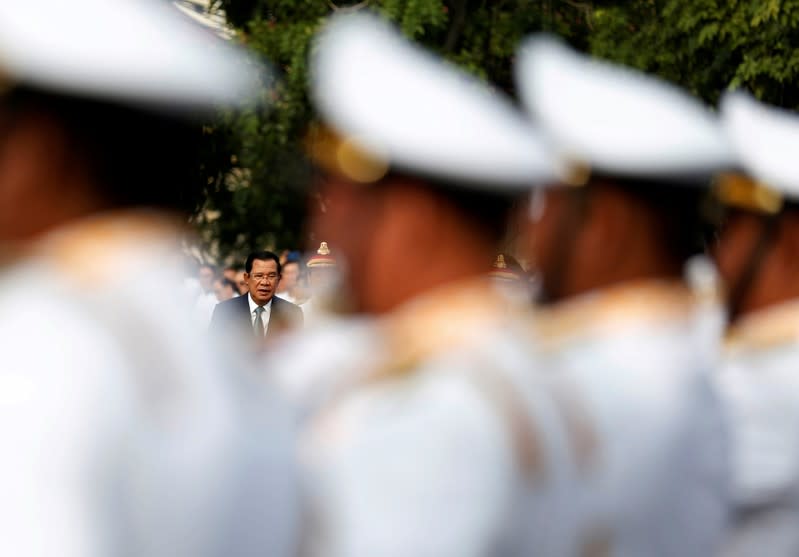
[
  {"x1": 29, "y1": 209, "x2": 183, "y2": 287},
  {"x1": 533, "y1": 279, "x2": 696, "y2": 348},
  {"x1": 373, "y1": 277, "x2": 513, "y2": 379},
  {"x1": 725, "y1": 298, "x2": 799, "y2": 354}
]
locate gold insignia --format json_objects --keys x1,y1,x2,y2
[
  {"x1": 714, "y1": 172, "x2": 783, "y2": 215},
  {"x1": 305, "y1": 124, "x2": 389, "y2": 184},
  {"x1": 533, "y1": 280, "x2": 697, "y2": 348},
  {"x1": 558, "y1": 156, "x2": 592, "y2": 187},
  {"x1": 35, "y1": 211, "x2": 183, "y2": 287},
  {"x1": 725, "y1": 299, "x2": 799, "y2": 353}
]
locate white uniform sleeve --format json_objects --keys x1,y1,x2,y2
[{"x1": 300, "y1": 372, "x2": 517, "y2": 557}]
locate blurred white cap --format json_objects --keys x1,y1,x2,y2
[
  {"x1": 310, "y1": 13, "x2": 560, "y2": 191},
  {"x1": 514, "y1": 36, "x2": 733, "y2": 181},
  {"x1": 0, "y1": 0, "x2": 266, "y2": 112},
  {"x1": 721, "y1": 92, "x2": 799, "y2": 201}
]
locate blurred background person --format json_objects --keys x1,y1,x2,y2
[
  {"x1": 235, "y1": 268, "x2": 249, "y2": 295},
  {"x1": 182, "y1": 255, "x2": 203, "y2": 302},
  {"x1": 0, "y1": 1, "x2": 297, "y2": 555},
  {"x1": 214, "y1": 276, "x2": 238, "y2": 302},
  {"x1": 195, "y1": 262, "x2": 220, "y2": 326},
  {"x1": 274, "y1": 14, "x2": 581, "y2": 557},
  {"x1": 712, "y1": 93, "x2": 799, "y2": 556},
  {"x1": 276, "y1": 253, "x2": 302, "y2": 304},
  {"x1": 515, "y1": 36, "x2": 733, "y2": 556},
  {"x1": 223, "y1": 265, "x2": 239, "y2": 283},
  {"x1": 488, "y1": 253, "x2": 532, "y2": 309},
  {"x1": 210, "y1": 250, "x2": 303, "y2": 344},
  {"x1": 300, "y1": 241, "x2": 340, "y2": 325}
]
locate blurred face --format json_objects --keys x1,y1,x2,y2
[
  {"x1": 310, "y1": 177, "x2": 380, "y2": 308},
  {"x1": 245, "y1": 258, "x2": 281, "y2": 306},
  {"x1": 0, "y1": 106, "x2": 103, "y2": 243},
  {"x1": 712, "y1": 209, "x2": 767, "y2": 293},
  {"x1": 198, "y1": 265, "x2": 215, "y2": 293},
  {"x1": 223, "y1": 268, "x2": 237, "y2": 282},
  {"x1": 309, "y1": 266, "x2": 337, "y2": 292},
  {"x1": 213, "y1": 279, "x2": 234, "y2": 302},
  {"x1": 281, "y1": 261, "x2": 300, "y2": 291},
  {"x1": 235, "y1": 271, "x2": 248, "y2": 295}
]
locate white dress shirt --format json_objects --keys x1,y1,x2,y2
[{"x1": 248, "y1": 293, "x2": 273, "y2": 334}]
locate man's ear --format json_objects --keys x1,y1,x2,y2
[{"x1": 243, "y1": 272, "x2": 250, "y2": 281}]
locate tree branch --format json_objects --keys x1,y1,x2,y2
[
  {"x1": 557, "y1": 0, "x2": 594, "y2": 29},
  {"x1": 327, "y1": 0, "x2": 371, "y2": 13},
  {"x1": 444, "y1": 0, "x2": 469, "y2": 53}
]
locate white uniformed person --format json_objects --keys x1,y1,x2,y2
[
  {"x1": 299, "y1": 242, "x2": 341, "y2": 326},
  {"x1": 269, "y1": 13, "x2": 583, "y2": 557},
  {"x1": 0, "y1": 1, "x2": 297, "y2": 556},
  {"x1": 712, "y1": 93, "x2": 799, "y2": 556},
  {"x1": 514, "y1": 37, "x2": 733, "y2": 556}
]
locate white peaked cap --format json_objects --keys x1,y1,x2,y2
[
  {"x1": 721, "y1": 92, "x2": 799, "y2": 200},
  {"x1": 515, "y1": 36, "x2": 733, "y2": 180},
  {"x1": 310, "y1": 13, "x2": 559, "y2": 190},
  {"x1": 0, "y1": 0, "x2": 265, "y2": 111}
]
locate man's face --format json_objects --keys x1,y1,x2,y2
[
  {"x1": 235, "y1": 271, "x2": 248, "y2": 295},
  {"x1": 213, "y1": 279, "x2": 234, "y2": 302},
  {"x1": 198, "y1": 266, "x2": 215, "y2": 293},
  {"x1": 281, "y1": 261, "x2": 300, "y2": 290},
  {"x1": 245, "y1": 258, "x2": 281, "y2": 306}
]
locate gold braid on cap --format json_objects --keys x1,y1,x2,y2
[
  {"x1": 554, "y1": 154, "x2": 592, "y2": 187},
  {"x1": 304, "y1": 124, "x2": 390, "y2": 184},
  {"x1": 713, "y1": 172, "x2": 783, "y2": 215}
]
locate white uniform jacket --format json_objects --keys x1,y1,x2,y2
[
  {"x1": 716, "y1": 299, "x2": 799, "y2": 557},
  {"x1": 532, "y1": 280, "x2": 730, "y2": 557},
  {"x1": 0, "y1": 212, "x2": 298, "y2": 557},
  {"x1": 274, "y1": 279, "x2": 580, "y2": 557}
]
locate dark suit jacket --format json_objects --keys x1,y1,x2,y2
[{"x1": 209, "y1": 294, "x2": 303, "y2": 339}]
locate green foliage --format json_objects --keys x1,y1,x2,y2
[
  {"x1": 589, "y1": 0, "x2": 799, "y2": 107},
  {"x1": 196, "y1": 0, "x2": 591, "y2": 264},
  {"x1": 196, "y1": 0, "x2": 799, "y2": 265}
]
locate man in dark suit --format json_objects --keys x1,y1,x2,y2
[{"x1": 210, "y1": 250, "x2": 303, "y2": 341}]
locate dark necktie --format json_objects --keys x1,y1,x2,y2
[{"x1": 253, "y1": 306, "x2": 265, "y2": 337}]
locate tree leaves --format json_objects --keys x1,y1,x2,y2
[{"x1": 196, "y1": 0, "x2": 799, "y2": 264}]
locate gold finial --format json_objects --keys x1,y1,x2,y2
[
  {"x1": 317, "y1": 242, "x2": 331, "y2": 256},
  {"x1": 493, "y1": 254, "x2": 507, "y2": 269}
]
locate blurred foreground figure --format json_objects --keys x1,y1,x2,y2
[
  {"x1": 515, "y1": 37, "x2": 732, "y2": 556},
  {"x1": 0, "y1": 1, "x2": 296, "y2": 555},
  {"x1": 713, "y1": 93, "x2": 799, "y2": 556},
  {"x1": 274, "y1": 14, "x2": 581, "y2": 557}
]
